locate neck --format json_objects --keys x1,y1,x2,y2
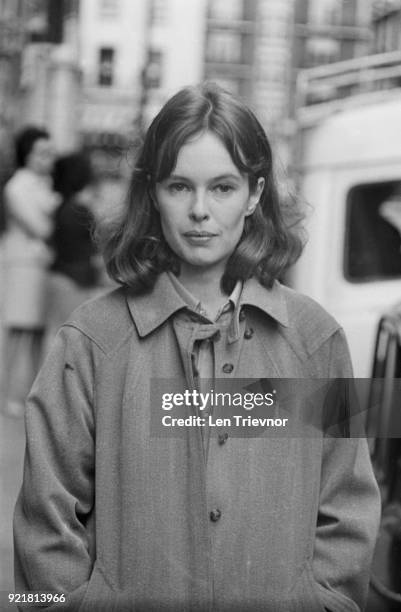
[{"x1": 178, "y1": 266, "x2": 228, "y2": 316}]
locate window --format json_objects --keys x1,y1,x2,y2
[
  {"x1": 306, "y1": 37, "x2": 340, "y2": 66},
  {"x1": 151, "y1": 0, "x2": 168, "y2": 23},
  {"x1": 208, "y1": 0, "x2": 243, "y2": 21},
  {"x1": 99, "y1": 0, "x2": 120, "y2": 19},
  {"x1": 98, "y1": 47, "x2": 115, "y2": 87},
  {"x1": 0, "y1": 0, "x2": 23, "y2": 18},
  {"x1": 374, "y1": 12, "x2": 401, "y2": 52},
  {"x1": 345, "y1": 181, "x2": 401, "y2": 282},
  {"x1": 142, "y1": 49, "x2": 163, "y2": 89},
  {"x1": 206, "y1": 31, "x2": 243, "y2": 63},
  {"x1": 341, "y1": 0, "x2": 356, "y2": 26},
  {"x1": 295, "y1": 0, "x2": 310, "y2": 24}
]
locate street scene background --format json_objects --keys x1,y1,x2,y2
[{"x1": 1, "y1": 0, "x2": 401, "y2": 609}]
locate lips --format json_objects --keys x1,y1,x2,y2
[{"x1": 184, "y1": 231, "x2": 217, "y2": 237}]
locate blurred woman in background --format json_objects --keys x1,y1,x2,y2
[
  {"x1": 44, "y1": 152, "x2": 104, "y2": 349},
  {"x1": 1, "y1": 126, "x2": 59, "y2": 418}
]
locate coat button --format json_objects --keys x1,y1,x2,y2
[
  {"x1": 239, "y1": 308, "x2": 246, "y2": 321},
  {"x1": 244, "y1": 327, "x2": 254, "y2": 339},
  {"x1": 222, "y1": 363, "x2": 234, "y2": 374},
  {"x1": 210, "y1": 509, "x2": 222, "y2": 522},
  {"x1": 218, "y1": 433, "x2": 228, "y2": 445}
]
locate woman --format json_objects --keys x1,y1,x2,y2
[
  {"x1": 2, "y1": 126, "x2": 59, "y2": 417},
  {"x1": 44, "y1": 152, "x2": 104, "y2": 348},
  {"x1": 14, "y1": 84, "x2": 380, "y2": 611}
]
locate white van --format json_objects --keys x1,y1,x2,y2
[{"x1": 290, "y1": 53, "x2": 401, "y2": 377}]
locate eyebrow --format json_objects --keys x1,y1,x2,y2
[{"x1": 166, "y1": 173, "x2": 241, "y2": 182}]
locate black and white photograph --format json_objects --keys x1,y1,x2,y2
[{"x1": 0, "y1": 0, "x2": 400, "y2": 610}]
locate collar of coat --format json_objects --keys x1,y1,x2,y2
[{"x1": 126, "y1": 272, "x2": 289, "y2": 344}]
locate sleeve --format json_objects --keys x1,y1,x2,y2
[
  {"x1": 13, "y1": 325, "x2": 97, "y2": 611},
  {"x1": 5, "y1": 179, "x2": 55, "y2": 240},
  {"x1": 312, "y1": 329, "x2": 381, "y2": 612}
]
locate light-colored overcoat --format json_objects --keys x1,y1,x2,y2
[
  {"x1": 14, "y1": 273, "x2": 380, "y2": 611},
  {"x1": 3, "y1": 167, "x2": 60, "y2": 327}
]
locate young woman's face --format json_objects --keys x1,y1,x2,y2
[
  {"x1": 26, "y1": 138, "x2": 55, "y2": 176},
  {"x1": 155, "y1": 131, "x2": 264, "y2": 281}
]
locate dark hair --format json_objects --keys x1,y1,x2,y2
[
  {"x1": 53, "y1": 152, "x2": 93, "y2": 199},
  {"x1": 99, "y1": 82, "x2": 304, "y2": 293},
  {"x1": 15, "y1": 126, "x2": 50, "y2": 168}
]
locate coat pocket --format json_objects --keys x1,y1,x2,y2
[
  {"x1": 280, "y1": 562, "x2": 326, "y2": 612},
  {"x1": 78, "y1": 561, "x2": 118, "y2": 612},
  {"x1": 314, "y1": 581, "x2": 360, "y2": 612}
]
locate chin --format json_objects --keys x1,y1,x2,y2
[
  {"x1": 181, "y1": 257, "x2": 227, "y2": 274},
  {"x1": 184, "y1": 260, "x2": 213, "y2": 269},
  {"x1": 174, "y1": 246, "x2": 229, "y2": 273}
]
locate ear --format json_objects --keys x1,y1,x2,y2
[{"x1": 245, "y1": 177, "x2": 265, "y2": 216}]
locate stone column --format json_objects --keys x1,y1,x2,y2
[{"x1": 48, "y1": 43, "x2": 81, "y2": 152}]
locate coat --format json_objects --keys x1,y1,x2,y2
[
  {"x1": 3, "y1": 168, "x2": 60, "y2": 327},
  {"x1": 14, "y1": 272, "x2": 381, "y2": 612}
]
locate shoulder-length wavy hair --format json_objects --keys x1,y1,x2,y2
[{"x1": 99, "y1": 82, "x2": 304, "y2": 294}]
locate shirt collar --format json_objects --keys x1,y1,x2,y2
[
  {"x1": 167, "y1": 272, "x2": 202, "y2": 312},
  {"x1": 240, "y1": 277, "x2": 289, "y2": 327},
  {"x1": 167, "y1": 271, "x2": 242, "y2": 320},
  {"x1": 126, "y1": 271, "x2": 289, "y2": 338}
]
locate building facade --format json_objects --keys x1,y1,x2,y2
[
  {"x1": 78, "y1": 0, "x2": 148, "y2": 148},
  {"x1": 202, "y1": 0, "x2": 295, "y2": 159},
  {"x1": 294, "y1": 0, "x2": 373, "y2": 70},
  {"x1": 139, "y1": 0, "x2": 207, "y2": 128},
  {"x1": 203, "y1": 0, "x2": 257, "y2": 99},
  {"x1": 371, "y1": 0, "x2": 401, "y2": 52},
  {"x1": 253, "y1": 0, "x2": 295, "y2": 151},
  {"x1": 0, "y1": 0, "x2": 27, "y2": 188},
  {"x1": 78, "y1": 0, "x2": 208, "y2": 144}
]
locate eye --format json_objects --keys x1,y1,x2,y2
[
  {"x1": 213, "y1": 183, "x2": 235, "y2": 194},
  {"x1": 168, "y1": 182, "x2": 190, "y2": 193}
]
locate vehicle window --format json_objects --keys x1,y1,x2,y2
[{"x1": 345, "y1": 180, "x2": 401, "y2": 282}]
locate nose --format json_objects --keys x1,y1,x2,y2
[{"x1": 189, "y1": 189, "x2": 210, "y2": 222}]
